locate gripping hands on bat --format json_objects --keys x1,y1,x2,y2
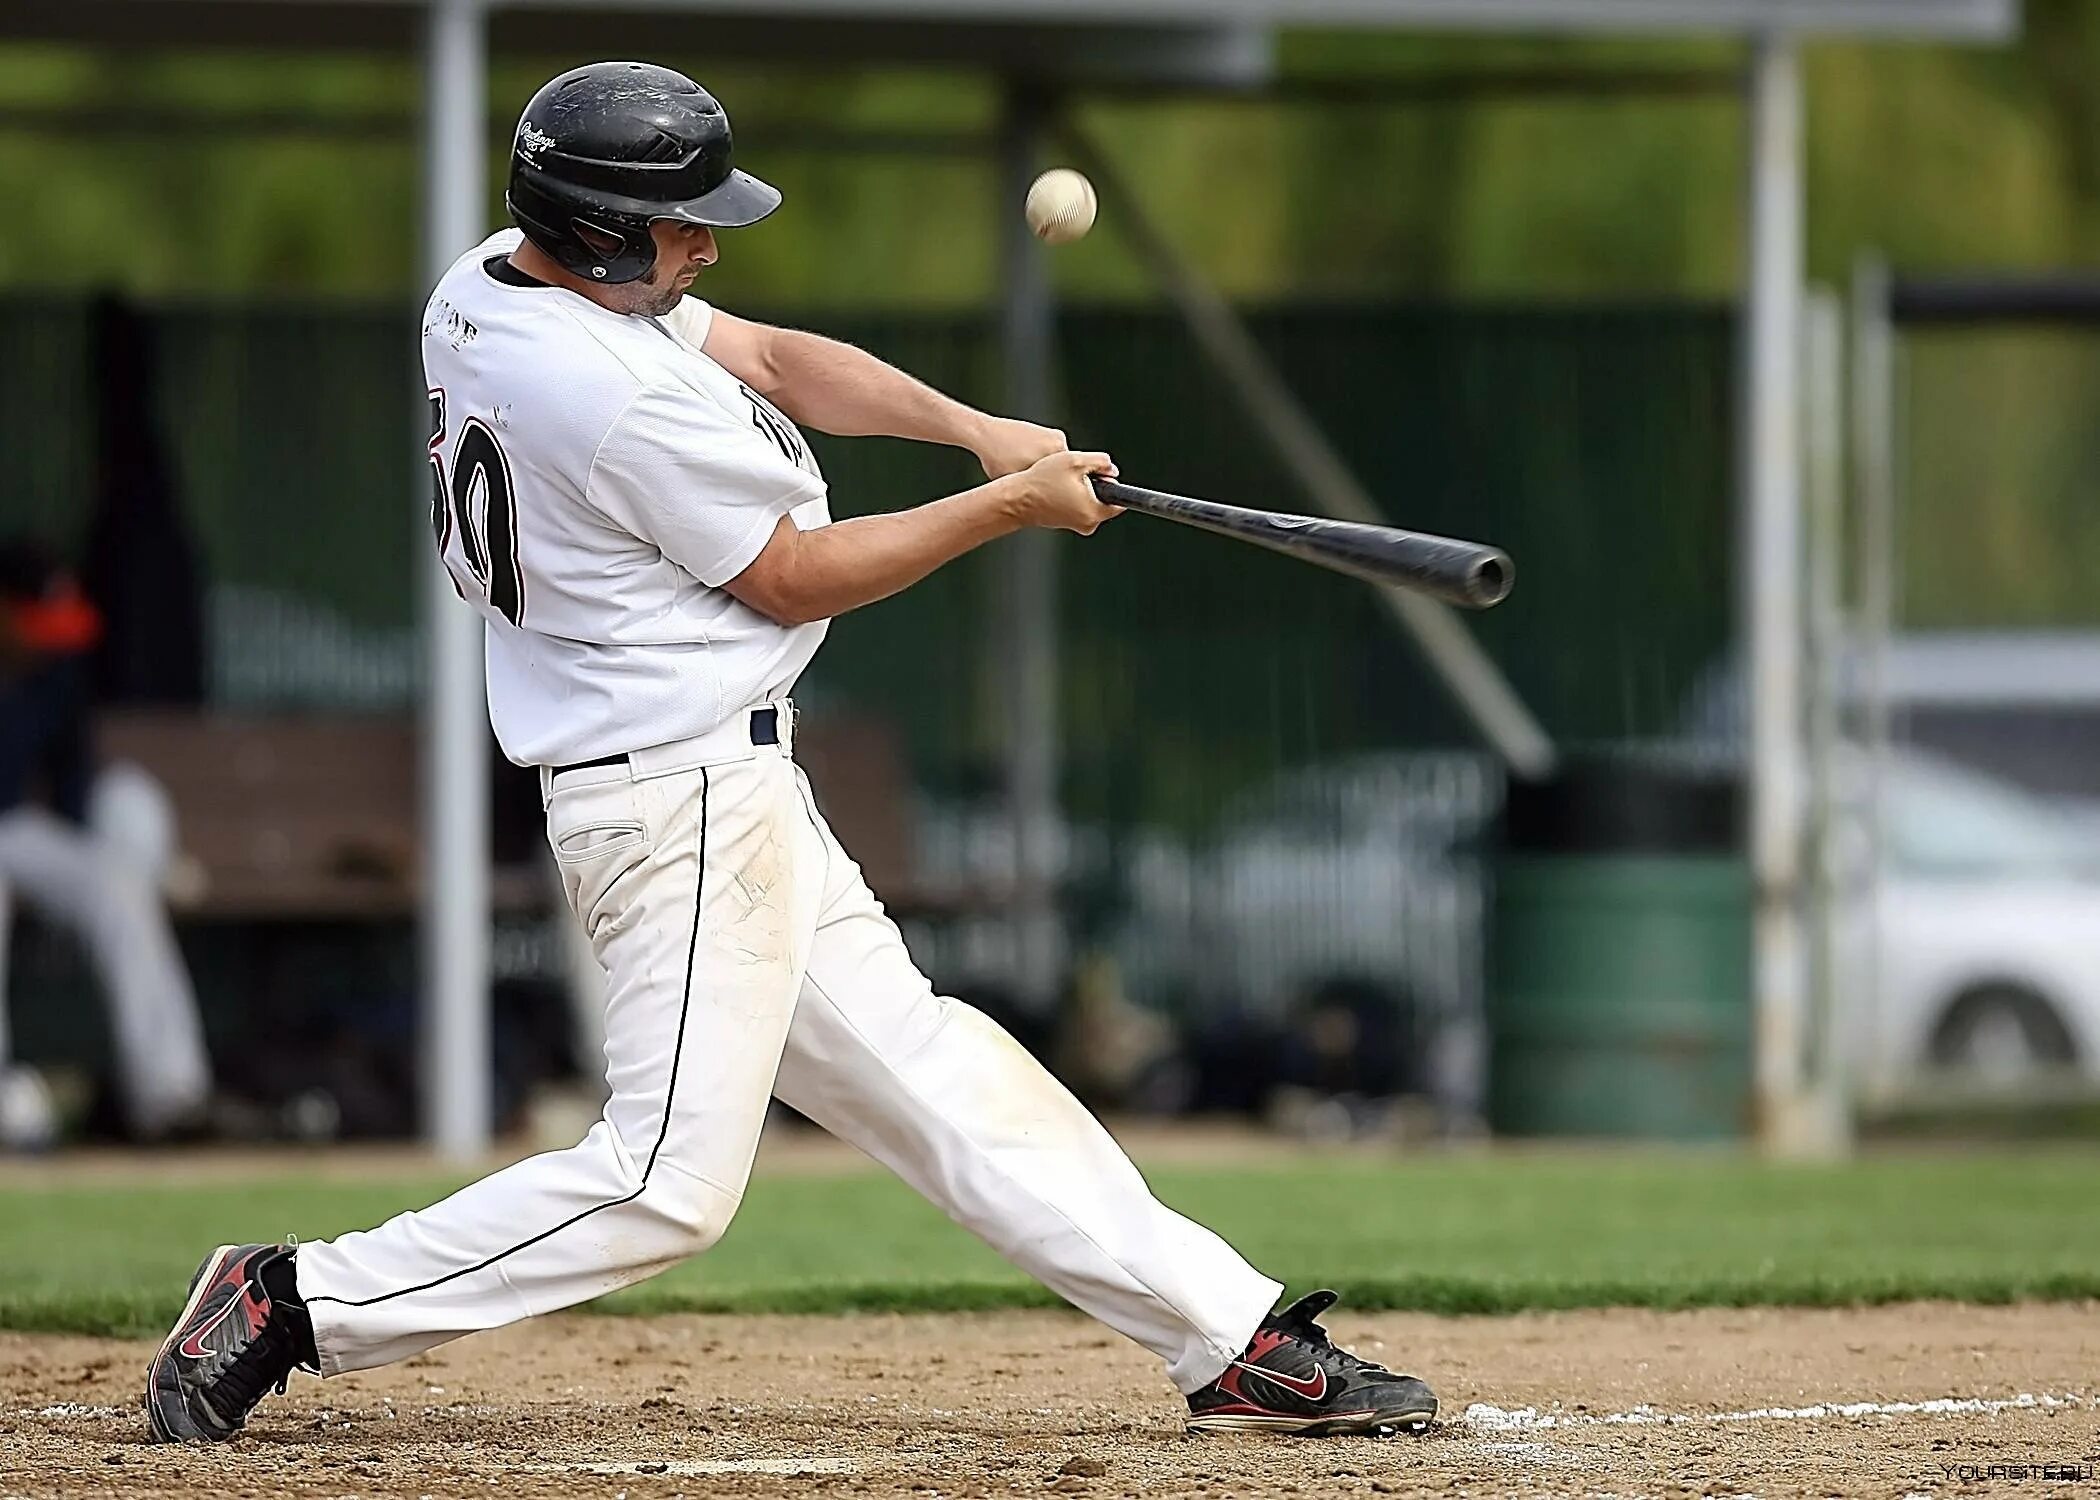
[{"x1": 988, "y1": 444, "x2": 1509, "y2": 608}]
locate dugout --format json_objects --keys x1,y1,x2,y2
[{"x1": 0, "y1": 0, "x2": 2016, "y2": 1157}]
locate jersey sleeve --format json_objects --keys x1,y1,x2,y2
[
  {"x1": 662, "y1": 296, "x2": 715, "y2": 353},
  {"x1": 587, "y1": 384, "x2": 824, "y2": 588}
]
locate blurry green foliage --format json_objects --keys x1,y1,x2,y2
[
  {"x1": 1898, "y1": 329, "x2": 2100, "y2": 627},
  {"x1": 2, "y1": 11, "x2": 2097, "y2": 635},
  {"x1": 2, "y1": 10, "x2": 2100, "y2": 301}
]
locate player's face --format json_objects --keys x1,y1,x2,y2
[{"x1": 616, "y1": 221, "x2": 719, "y2": 317}]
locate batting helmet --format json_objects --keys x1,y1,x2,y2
[{"x1": 506, "y1": 61, "x2": 781, "y2": 285}]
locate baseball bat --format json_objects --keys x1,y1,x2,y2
[{"x1": 1090, "y1": 478, "x2": 1513, "y2": 610}]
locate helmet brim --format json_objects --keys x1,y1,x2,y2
[{"x1": 655, "y1": 168, "x2": 782, "y2": 230}]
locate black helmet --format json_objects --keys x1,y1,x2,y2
[{"x1": 507, "y1": 61, "x2": 781, "y2": 285}]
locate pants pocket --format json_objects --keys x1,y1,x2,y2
[
  {"x1": 553, "y1": 820, "x2": 647, "y2": 863},
  {"x1": 546, "y1": 784, "x2": 656, "y2": 941}
]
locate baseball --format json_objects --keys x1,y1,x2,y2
[{"x1": 1025, "y1": 168, "x2": 1098, "y2": 245}]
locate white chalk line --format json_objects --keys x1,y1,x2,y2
[
  {"x1": 17, "y1": 1392, "x2": 2085, "y2": 1432},
  {"x1": 1463, "y1": 1390, "x2": 2089, "y2": 1434},
  {"x1": 550, "y1": 1458, "x2": 859, "y2": 1477}
]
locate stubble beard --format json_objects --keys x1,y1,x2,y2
[
  {"x1": 633, "y1": 281, "x2": 687, "y2": 318},
  {"x1": 610, "y1": 270, "x2": 687, "y2": 319},
  {"x1": 604, "y1": 265, "x2": 684, "y2": 319}
]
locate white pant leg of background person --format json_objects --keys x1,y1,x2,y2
[
  {"x1": 0, "y1": 874, "x2": 12, "y2": 1066},
  {"x1": 771, "y1": 770, "x2": 1283, "y2": 1395},
  {"x1": 298, "y1": 732, "x2": 824, "y2": 1375},
  {"x1": 0, "y1": 806, "x2": 211, "y2": 1136},
  {"x1": 0, "y1": 868, "x2": 63, "y2": 1150}
]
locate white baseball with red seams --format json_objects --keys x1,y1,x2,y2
[{"x1": 290, "y1": 230, "x2": 1282, "y2": 1394}]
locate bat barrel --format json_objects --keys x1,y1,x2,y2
[
  {"x1": 1092, "y1": 478, "x2": 1514, "y2": 610},
  {"x1": 1464, "y1": 551, "x2": 1514, "y2": 609}
]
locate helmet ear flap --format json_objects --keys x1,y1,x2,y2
[
  {"x1": 572, "y1": 220, "x2": 629, "y2": 262},
  {"x1": 570, "y1": 217, "x2": 656, "y2": 281},
  {"x1": 515, "y1": 210, "x2": 653, "y2": 283}
]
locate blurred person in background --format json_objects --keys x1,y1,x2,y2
[
  {"x1": 0, "y1": 536, "x2": 214, "y2": 1143},
  {"x1": 1266, "y1": 977, "x2": 1432, "y2": 1144}
]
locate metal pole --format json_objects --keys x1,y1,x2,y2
[
  {"x1": 998, "y1": 83, "x2": 1064, "y2": 1015},
  {"x1": 1742, "y1": 32, "x2": 1811, "y2": 1153},
  {"x1": 1802, "y1": 285, "x2": 1852, "y2": 1153},
  {"x1": 421, "y1": 0, "x2": 491, "y2": 1160},
  {"x1": 1849, "y1": 252, "x2": 1897, "y2": 1107}
]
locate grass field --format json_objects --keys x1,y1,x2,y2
[{"x1": 6, "y1": 1148, "x2": 2100, "y2": 1338}]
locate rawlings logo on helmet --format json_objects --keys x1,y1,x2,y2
[{"x1": 517, "y1": 122, "x2": 556, "y2": 161}]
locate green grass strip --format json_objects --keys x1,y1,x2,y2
[{"x1": 5, "y1": 1152, "x2": 2098, "y2": 1339}]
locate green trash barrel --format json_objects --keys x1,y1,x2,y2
[{"x1": 1488, "y1": 755, "x2": 1750, "y2": 1140}]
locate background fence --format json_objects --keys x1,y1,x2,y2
[
  {"x1": 1, "y1": 295, "x2": 1737, "y2": 1128},
  {"x1": 0, "y1": 295, "x2": 1736, "y2": 743}
]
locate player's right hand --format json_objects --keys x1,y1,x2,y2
[{"x1": 1015, "y1": 450, "x2": 1122, "y2": 535}]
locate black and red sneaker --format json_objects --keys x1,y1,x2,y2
[
  {"x1": 144, "y1": 1243, "x2": 313, "y2": 1443},
  {"x1": 1186, "y1": 1290, "x2": 1436, "y2": 1437}
]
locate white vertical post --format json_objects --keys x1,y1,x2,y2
[
  {"x1": 1801, "y1": 286, "x2": 1852, "y2": 1152},
  {"x1": 997, "y1": 83, "x2": 1063, "y2": 1015},
  {"x1": 421, "y1": 0, "x2": 491, "y2": 1160},
  {"x1": 1849, "y1": 253, "x2": 1898, "y2": 1106},
  {"x1": 1742, "y1": 33, "x2": 1813, "y2": 1154}
]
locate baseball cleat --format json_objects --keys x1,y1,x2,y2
[
  {"x1": 144, "y1": 1242, "x2": 311, "y2": 1443},
  {"x1": 1186, "y1": 1290, "x2": 1437, "y2": 1437}
]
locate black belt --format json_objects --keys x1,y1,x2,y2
[{"x1": 551, "y1": 706, "x2": 782, "y2": 778}]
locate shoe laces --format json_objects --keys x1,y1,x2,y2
[
  {"x1": 199, "y1": 1301, "x2": 300, "y2": 1423},
  {"x1": 1270, "y1": 1294, "x2": 1395, "y2": 1380}
]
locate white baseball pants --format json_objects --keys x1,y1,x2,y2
[{"x1": 297, "y1": 706, "x2": 1280, "y2": 1392}]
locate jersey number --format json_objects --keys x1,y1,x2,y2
[
  {"x1": 427, "y1": 389, "x2": 525, "y2": 627},
  {"x1": 742, "y1": 384, "x2": 815, "y2": 474}
]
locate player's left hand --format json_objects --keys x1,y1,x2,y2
[{"x1": 972, "y1": 416, "x2": 1069, "y2": 480}]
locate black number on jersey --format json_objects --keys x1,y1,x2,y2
[
  {"x1": 742, "y1": 384, "x2": 815, "y2": 475},
  {"x1": 427, "y1": 389, "x2": 457, "y2": 577},
  {"x1": 427, "y1": 390, "x2": 526, "y2": 626}
]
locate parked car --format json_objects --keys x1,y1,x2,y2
[
  {"x1": 1686, "y1": 637, "x2": 2100, "y2": 1091},
  {"x1": 1856, "y1": 751, "x2": 2100, "y2": 1087}
]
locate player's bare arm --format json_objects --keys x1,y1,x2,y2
[
  {"x1": 725, "y1": 449, "x2": 1119, "y2": 627},
  {"x1": 704, "y1": 309, "x2": 1065, "y2": 479}
]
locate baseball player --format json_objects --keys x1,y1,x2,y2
[{"x1": 144, "y1": 61, "x2": 1436, "y2": 1445}]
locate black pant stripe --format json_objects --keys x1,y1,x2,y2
[{"x1": 306, "y1": 768, "x2": 710, "y2": 1311}]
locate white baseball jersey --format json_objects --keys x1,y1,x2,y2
[{"x1": 421, "y1": 229, "x2": 830, "y2": 766}]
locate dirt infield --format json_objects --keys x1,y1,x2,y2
[{"x1": 3, "y1": 1303, "x2": 2095, "y2": 1498}]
